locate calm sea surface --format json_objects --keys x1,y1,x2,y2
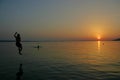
[{"x1": 0, "y1": 41, "x2": 120, "y2": 80}]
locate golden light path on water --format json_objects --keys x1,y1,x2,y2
[{"x1": 97, "y1": 41, "x2": 101, "y2": 53}]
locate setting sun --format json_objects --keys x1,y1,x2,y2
[{"x1": 97, "y1": 35, "x2": 101, "y2": 40}]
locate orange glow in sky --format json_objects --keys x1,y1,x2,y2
[
  {"x1": 0, "y1": 0, "x2": 120, "y2": 41},
  {"x1": 97, "y1": 35, "x2": 101, "y2": 40}
]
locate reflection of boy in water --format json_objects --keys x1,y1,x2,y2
[
  {"x1": 16, "y1": 64, "x2": 23, "y2": 80},
  {"x1": 14, "y1": 32, "x2": 22, "y2": 55}
]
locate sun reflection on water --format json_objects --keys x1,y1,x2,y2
[{"x1": 97, "y1": 41, "x2": 101, "y2": 52}]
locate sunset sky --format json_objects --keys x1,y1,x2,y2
[{"x1": 0, "y1": 0, "x2": 120, "y2": 41}]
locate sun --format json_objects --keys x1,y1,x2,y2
[{"x1": 97, "y1": 35, "x2": 101, "y2": 40}]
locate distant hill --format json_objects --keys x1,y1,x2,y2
[
  {"x1": 113, "y1": 38, "x2": 120, "y2": 41},
  {"x1": 0, "y1": 40, "x2": 36, "y2": 42},
  {"x1": 0, "y1": 40, "x2": 15, "y2": 42}
]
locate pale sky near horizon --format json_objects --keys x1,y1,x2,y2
[{"x1": 0, "y1": 0, "x2": 120, "y2": 40}]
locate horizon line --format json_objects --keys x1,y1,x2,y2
[{"x1": 0, "y1": 39, "x2": 118, "y2": 42}]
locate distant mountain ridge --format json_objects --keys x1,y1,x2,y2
[
  {"x1": 113, "y1": 38, "x2": 120, "y2": 41},
  {"x1": 0, "y1": 40, "x2": 38, "y2": 42},
  {"x1": 0, "y1": 40, "x2": 15, "y2": 42}
]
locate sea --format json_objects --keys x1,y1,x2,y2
[{"x1": 0, "y1": 41, "x2": 120, "y2": 80}]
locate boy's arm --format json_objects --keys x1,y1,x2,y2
[{"x1": 14, "y1": 32, "x2": 17, "y2": 38}]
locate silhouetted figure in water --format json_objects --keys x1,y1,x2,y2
[
  {"x1": 37, "y1": 45, "x2": 40, "y2": 50},
  {"x1": 37, "y1": 45, "x2": 39, "y2": 48},
  {"x1": 16, "y1": 64, "x2": 23, "y2": 80},
  {"x1": 14, "y1": 32, "x2": 23, "y2": 55}
]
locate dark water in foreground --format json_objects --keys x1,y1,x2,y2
[{"x1": 0, "y1": 41, "x2": 120, "y2": 80}]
